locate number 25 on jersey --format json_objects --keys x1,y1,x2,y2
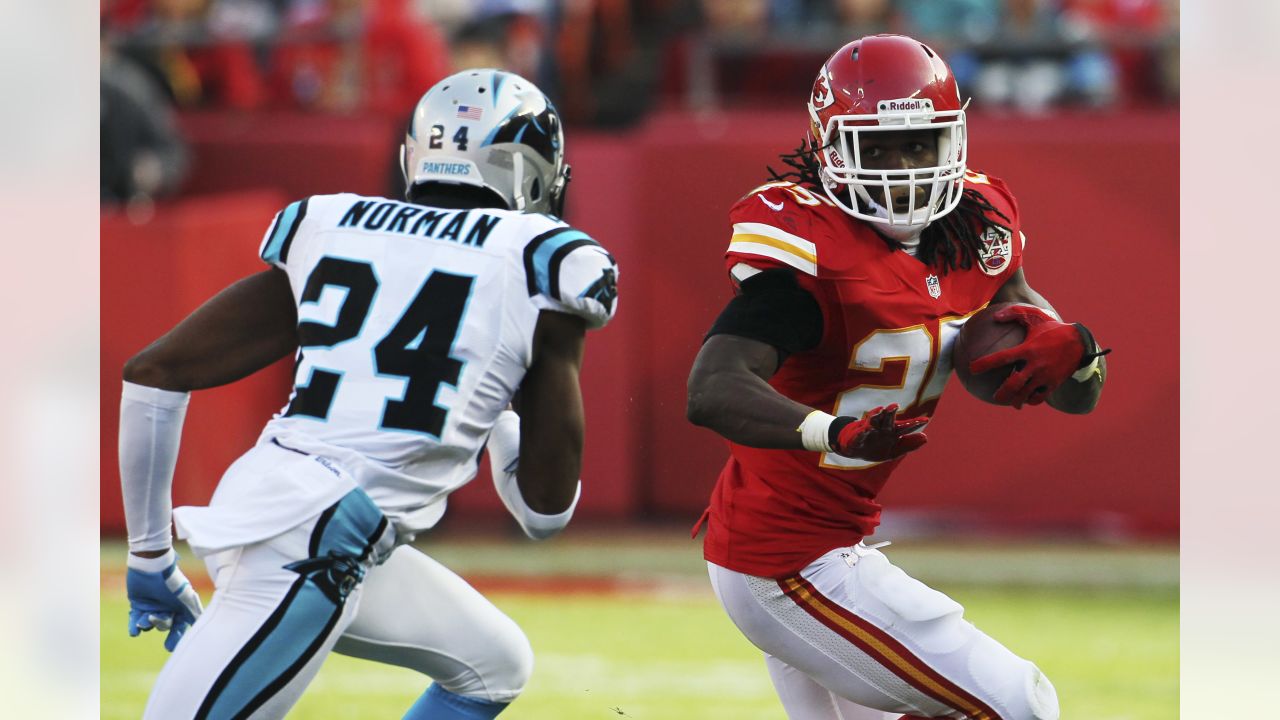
[{"x1": 821, "y1": 313, "x2": 976, "y2": 469}]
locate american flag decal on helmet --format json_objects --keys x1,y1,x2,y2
[{"x1": 456, "y1": 105, "x2": 483, "y2": 120}]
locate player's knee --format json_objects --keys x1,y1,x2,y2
[
  {"x1": 440, "y1": 619, "x2": 533, "y2": 703},
  {"x1": 964, "y1": 630, "x2": 1058, "y2": 720},
  {"x1": 994, "y1": 661, "x2": 1058, "y2": 720},
  {"x1": 484, "y1": 622, "x2": 534, "y2": 702},
  {"x1": 1021, "y1": 664, "x2": 1059, "y2": 720},
  {"x1": 494, "y1": 630, "x2": 535, "y2": 701}
]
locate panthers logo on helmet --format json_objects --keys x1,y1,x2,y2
[{"x1": 978, "y1": 226, "x2": 1012, "y2": 276}]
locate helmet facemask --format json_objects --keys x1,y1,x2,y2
[{"x1": 816, "y1": 100, "x2": 968, "y2": 235}]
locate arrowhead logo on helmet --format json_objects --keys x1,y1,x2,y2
[{"x1": 809, "y1": 66, "x2": 836, "y2": 116}]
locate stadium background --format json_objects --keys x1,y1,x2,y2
[{"x1": 100, "y1": 1, "x2": 1179, "y2": 718}]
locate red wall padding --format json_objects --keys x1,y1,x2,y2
[
  {"x1": 102, "y1": 192, "x2": 294, "y2": 523},
  {"x1": 101, "y1": 110, "x2": 1177, "y2": 537}
]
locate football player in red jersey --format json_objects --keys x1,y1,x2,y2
[{"x1": 686, "y1": 35, "x2": 1108, "y2": 720}]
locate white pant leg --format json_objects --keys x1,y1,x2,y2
[
  {"x1": 143, "y1": 489, "x2": 391, "y2": 720},
  {"x1": 333, "y1": 545, "x2": 533, "y2": 703},
  {"x1": 765, "y1": 654, "x2": 896, "y2": 720},
  {"x1": 709, "y1": 546, "x2": 1059, "y2": 720}
]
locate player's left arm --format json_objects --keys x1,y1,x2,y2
[
  {"x1": 487, "y1": 311, "x2": 588, "y2": 539},
  {"x1": 487, "y1": 228, "x2": 617, "y2": 539},
  {"x1": 988, "y1": 267, "x2": 1109, "y2": 414}
]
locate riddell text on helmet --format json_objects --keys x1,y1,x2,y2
[{"x1": 880, "y1": 99, "x2": 931, "y2": 111}]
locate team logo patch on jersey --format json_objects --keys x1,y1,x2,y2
[
  {"x1": 582, "y1": 267, "x2": 618, "y2": 313},
  {"x1": 925, "y1": 274, "x2": 942, "y2": 299},
  {"x1": 978, "y1": 226, "x2": 1013, "y2": 276}
]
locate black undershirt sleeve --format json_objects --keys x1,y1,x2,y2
[{"x1": 704, "y1": 268, "x2": 824, "y2": 363}]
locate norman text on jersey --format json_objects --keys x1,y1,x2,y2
[{"x1": 338, "y1": 199, "x2": 503, "y2": 248}]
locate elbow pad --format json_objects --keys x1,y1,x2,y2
[{"x1": 488, "y1": 410, "x2": 581, "y2": 540}]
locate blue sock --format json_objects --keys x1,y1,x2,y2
[{"x1": 402, "y1": 684, "x2": 509, "y2": 720}]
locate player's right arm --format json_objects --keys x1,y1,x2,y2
[
  {"x1": 119, "y1": 271, "x2": 297, "y2": 651},
  {"x1": 686, "y1": 186, "x2": 926, "y2": 461},
  {"x1": 123, "y1": 268, "x2": 298, "y2": 392},
  {"x1": 686, "y1": 277, "x2": 925, "y2": 460},
  {"x1": 119, "y1": 201, "x2": 307, "y2": 650},
  {"x1": 686, "y1": 292, "x2": 814, "y2": 449}
]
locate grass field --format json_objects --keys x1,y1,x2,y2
[{"x1": 101, "y1": 532, "x2": 1178, "y2": 719}]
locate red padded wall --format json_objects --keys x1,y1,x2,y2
[
  {"x1": 101, "y1": 110, "x2": 1178, "y2": 537},
  {"x1": 101, "y1": 192, "x2": 294, "y2": 524}
]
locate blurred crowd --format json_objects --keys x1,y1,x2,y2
[
  {"x1": 697, "y1": 0, "x2": 1177, "y2": 113},
  {"x1": 101, "y1": 0, "x2": 1177, "y2": 203}
]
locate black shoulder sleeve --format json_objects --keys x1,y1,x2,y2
[{"x1": 704, "y1": 268, "x2": 823, "y2": 361}]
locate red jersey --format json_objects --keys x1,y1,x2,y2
[{"x1": 702, "y1": 174, "x2": 1025, "y2": 578}]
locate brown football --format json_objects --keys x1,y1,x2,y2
[{"x1": 952, "y1": 303, "x2": 1027, "y2": 405}]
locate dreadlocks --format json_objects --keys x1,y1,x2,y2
[{"x1": 766, "y1": 138, "x2": 1011, "y2": 275}]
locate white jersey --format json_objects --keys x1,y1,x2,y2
[{"x1": 179, "y1": 193, "x2": 618, "y2": 547}]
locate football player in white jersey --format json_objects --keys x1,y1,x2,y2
[{"x1": 117, "y1": 69, "x2": 619, "y2": 719}]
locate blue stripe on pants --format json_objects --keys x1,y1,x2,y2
[
  {"x1": 195, "y1": 489, "x2": 388, "y2": 719},
  {"x1": 196, "y1": 578, "x2": 343, "y2": 720}
]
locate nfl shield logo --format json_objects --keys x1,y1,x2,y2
[{"x1": 926, "y1": 274, "x2": 942, "y2": 299}]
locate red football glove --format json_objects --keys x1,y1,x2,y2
[
  {"x1": 968, "y1": 304, "x2": 1090, "y2": 408},
  {"x1": 830, "y1": 404, "x2": 929, "y2": 462}
]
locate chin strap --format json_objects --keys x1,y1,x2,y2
[
  {"x1": 873, "y1": 220, "x2": 926, "y2": 250},
  {"x1": 827, "y1": 174, "x2": 933, "y2": 248}
]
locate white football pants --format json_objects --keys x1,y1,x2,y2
[
  {"x1": 143, "y1": 504, "x2": 531, "y2": 718},
  {"x1": 709, "y1": 544, "x2": 1060, "y2": 720}
]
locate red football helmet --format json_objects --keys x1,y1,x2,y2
[{"x1": 807, "y1": 34, "x2": 968, "y2": 231}]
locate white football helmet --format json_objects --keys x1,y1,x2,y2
[{"x1": 401, "y1": 69, "x2": 570, "y2": 216}]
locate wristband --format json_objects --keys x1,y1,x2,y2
[
  {"x1": 1071, "y1": 322, "x2": 1111, "y2": 380},
  {"x1": 1071, "y1": 355, "x2": 1102, "y2": 382},
  {"x1": 798, "y1": 410, "x2": 837, "y2": 453}
]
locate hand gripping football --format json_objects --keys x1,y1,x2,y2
[{"x1": 952, "y1": 303, "x2": 1027, "y2": 404}]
